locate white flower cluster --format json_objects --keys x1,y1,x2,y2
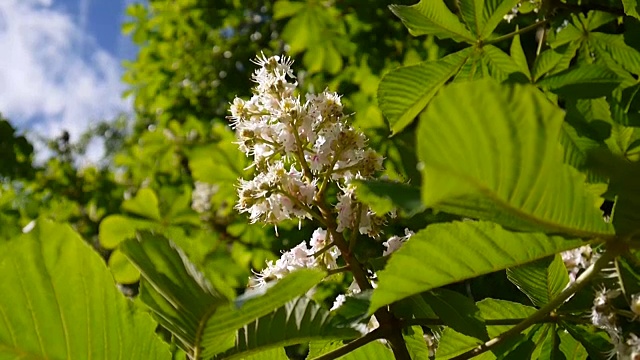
[
  {"x1": 561, "y1": 245, "x2": 596, "y2": 283},
  {"x1": 229, "y1": 53, "x2": 383, "y2": 225},
  {"x1": 590, "y1": 286, "x2": 640, "y2": 359},
  {"x1": 251, "y1": 228, "x2": 341, "y2": 287}
]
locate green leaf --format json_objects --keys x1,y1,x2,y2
[
  {"x1": 510, "y1": 32, "x2": 531, "y2": 80},
  {"x1": 215, "y1": 297, "x2": 359, "y2": 359},
  {"x1": 481, "y1": 45, "x2": 526, "y2": 82},
  {"x1": 622, "y1": 0, "x2": 640, "y2": 19},
  {"x1": 558, "y1": 328, "x2": 588, "y2": 360},
  {"x1": 537, "y1": 64, "x2": 623, "y2": 99},
  {"x1": 121, "y1": 233, "x2": 232, "y2": 353},
  {"x1": 0, "y1": 219, "x2": 170, "y2": 359},
  {"x1": 99, "y1": 215, "x2": 155, "y2": 249},
  {"x1": 242, "y1": 347, "x2": 288, "y2": 360},
  {"x1": 481, "y1": 0, "x2": 522, "y2": 39},
  {"x1": 123, "y1": 233, "x2": 325, "y2": 358},
  {"x1": 416, "y1": 79, "x2": 613, "y2": 237},
  {"x1": 404, "y1": 326, "x2": 432, "y2": 360},
  {"x1": 507, "y1": 255, "x2": 570, "y2": 307},
  {"x1": 354, "y1": 179, "x2": 423, "y2": 217},
  {"x1": 378, "y1": 48, "x2": 471, "y2": 135},
  {"x1": 434, "y1": 327, "x2": 487, "y2": 359},
  {"x1": 308, "y1": 340, "x2": 394, "y2": 360},
  {"x1": 457, "y1": 0, "x2": 520, "y2": 39},
  {"x1": 476, "y1": 299, "x2": 537, "y2": 338},
  {"x1": 615, "y1": 255, "x2": 640, "y2": 303},
  {"x1": 590, "y1": 33, "x2": 640, "y2": 76},
  {"x1": 370, "y1": 221, "x2": 588, "y2": 312},
  {"x1": 561, "y1": 324, "x2": 612, "y2": 360},
  {"x1": 273, "y1": 0, "x2": 305, "y2": 19},
  {"x1": 199, "y1": 270, "x2": 325, "y2": 358},
  {"x1": 108, "y1": 248, "x2": 141, "y2": 284},
  {"x1": 423, "y1": 289, "x2": 489, "y2": 341},
  {"x1": 532, "y1": 44, "x2": 580, "y2": 81},
  {"x1": 389, "y1": 0, "x2": 474, "y2": 43},
  {"x1": 122, "y1": 187, "x2": 162, "y2": 220},
  {"x1": 538, "y1": 324, "x2": 564, "y2": 360},
  {"x1": 586, "y1": 148, "x2": 640, "y2": 235},
  {"x1": 558, "y1": 122, "x2": 603, "y2": 184}
]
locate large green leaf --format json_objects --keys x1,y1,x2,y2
[
  {"x1": 121, "y1": 233, "x2": 232, "y2": 353},
  {"x1": 215, "y1": 297, "x2": 359, "y2": 359},
  {"x1": 423, "y1": 289, "x2": 488, "y2": 341},
  {"x1": 537, "y1": 64, "x2": 623, "y2": 99},
  {"x1": 122, "y1": 233, "x2": 326, "y2": 358},
  {"x1": 416, "y1": 79, "x2": 613, "y2": 237},
  {"x1": 389, "y1": 0, "x2": 474, "y2": 43},
  {"x1": 378, "y1": 48, "x2": 471, "y2": 135},
  {"x1": 0, "y1": 220, "x2": 170, "y2": 359},
  {"x1": 507, "y1": 255, "x2": 570, "y2": 307},
  {"x1": 370, "y1": 221, "x2": 587, "y2": 312},
  {"x1": 457, "y1": 0, "x2": 520, "y2": 39}
]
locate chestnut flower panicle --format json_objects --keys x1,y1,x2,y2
[
  {"x1": 230, "y1": 53, "x2": 384, "y2": 229},
  {"x1": 230, "y1": 54, "x2": 405, "y2": 289}
]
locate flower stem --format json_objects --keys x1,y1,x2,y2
[{"x1": 313, "y1": 198, "x2": 411, "y2": 360}]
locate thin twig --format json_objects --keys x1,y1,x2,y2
[
  {"x1": 450, "y1": 243, "x2": 623, "y2": 360},
  {"x1": 484, "y1": 19, "x2": 550, "y2": 46},
  {"x1": 311, "y1": 329, "x2": 384, "y2": 360}
]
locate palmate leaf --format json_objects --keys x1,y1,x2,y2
[
  {"x1": 507, "y1": 255, "x2": 570, "y2": 307},
  {"x1": 120, "y1": 233, "x2": 232, "y2": 352},
  {"x1": 0, "y1": 220, "x2": 170, "y2": 360},
  {"x1": 121, "y1": 233, "x2": 325, "y2": 358},
  {"x1": 215, "y1": 297, "x2": 359, "y2": 359},
  {"x1": 370, "y1": 221, "x2": 587, "y2": 312},
  {"x1": 457, "y1": 0, "x2": 520, "y2": 39},
  {"x1": 389, "y1": 0, "x2": 474, "y2": 43},
  {"x1": 378, "y1": 48, "x2": 472, "y2": 135},
  {"x1": 416, "y1": 79, "x2": 613, "y2": 237}
]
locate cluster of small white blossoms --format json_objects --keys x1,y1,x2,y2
[
  {"x1": 590, "y1": 286, "x2": 640, "y2": 358},
  {"x1": 250, "y1": 228, "x2": 340, "y2": 288},
  {"x1": 561, "y1": 245, "x2": 596, "y2": 283},
  {"x1": 229, "y1": 53, "x2": 384, "y2": 226}
]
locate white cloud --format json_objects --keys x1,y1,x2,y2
[{"x1": 0, "y1": 0, "x2": 130, "y2": 162}]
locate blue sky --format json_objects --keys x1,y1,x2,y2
[{"x1": 0, "y1": 0, "x2": 140, "y2": 161}]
